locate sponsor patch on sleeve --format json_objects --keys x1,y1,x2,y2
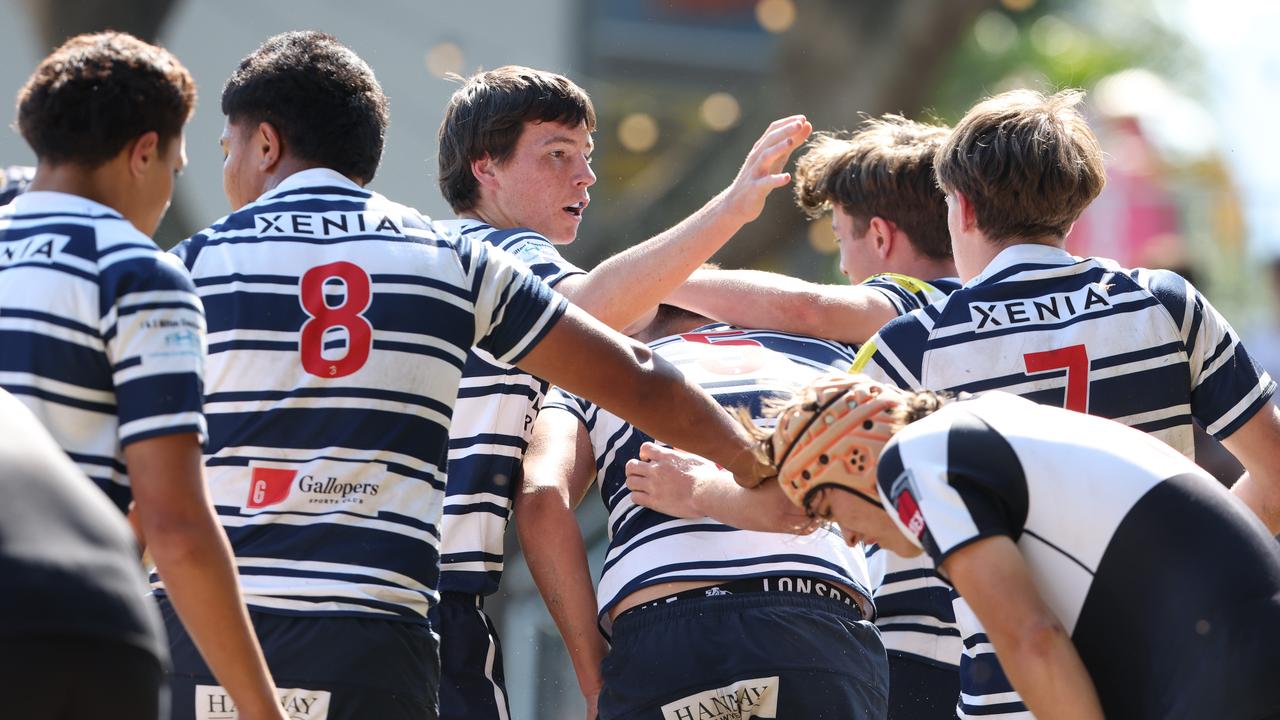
[{"x1": 660, "y1": 676, "x2": 780, "y2": 719}]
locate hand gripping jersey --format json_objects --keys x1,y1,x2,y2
[
  {"x1": 0, "y1": 192, "x2": 206, "y2": 512},
  {"x1": 853, "y1": 243, "x2": 1277, "y2": 718},
  {"x1": 171, "y1": 170, "x2": 567, "y2": 621},
  {"x1": 546, "y1": 323, "x2": 873, "y2": 635},
  {"x1": 436, "y1": 219, "x2": 584, "y2": 597},
  {"x1": 879, "y1": 392, "x2": 1280, "y2": 720}
]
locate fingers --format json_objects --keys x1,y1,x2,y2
[{"x1": 751, "y1": 115, "x2": 808, "y2": 153}]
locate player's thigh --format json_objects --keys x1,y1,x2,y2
[
  {"x1": 599, "y1": 593, "x2": 888, "y2": 720},
  {"x1": 431, "y1": 594, "x2": 511, "y2": 720},
  {"x1": 161, "y1": 597, "x2": 439, "y2": 720}
]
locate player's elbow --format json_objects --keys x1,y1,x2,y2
[{"x1": 1004, "y1": 613, "x2": 1072, "y2": 665}]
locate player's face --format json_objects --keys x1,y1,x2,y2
[
  {"x1": 833, "y1": 207, "x2": 879, "y2": 283},
  {"x1": 811, "y1": 485, "x2": 922, "y2": 558},
  {"x1": 486, "y1": 120, "x2": 595, "y2": 244},
  {"x1": 135, "y1": 132, "x2": 186, "y2": 236},
  {"x1": 221, "y1": 118, "x2": 266, "y2": 211}
]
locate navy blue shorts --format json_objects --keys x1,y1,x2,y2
[
  {"x1": 429, "y1": 593, "x2": 511, "y2": 720},
  {"x1": 887, "y1": 652, "x2": 960, "y2": 720},
  {"x1": 599, "y1": 592, "x2": 889, "y2": 720},
  {"x1": 160, "y1": 597, "x2": 439, "y2": 720}
]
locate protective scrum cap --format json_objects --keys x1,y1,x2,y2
[{"x1": 771, "y1": 374, "x2": 902, "y2": 510}]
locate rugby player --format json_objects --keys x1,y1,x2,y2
[
  {"x1": 777, "y1": 376, "x2": 1280, "y2": 720},
  {"x1": 433, "y1": 65, "x2": 809, "y2": 720},
  {"x1": 520, "y1": 306, "x2": 887, "y2": 719},
  {"x1": 165, "y1": 32, "x2": 771, "y2": 720},
  {"x1": 850, "y1": 88, "x2": 1280, "y2": 718},
  {"x1": 0, "y1": 32, "x2": 285, "y2": 720}
]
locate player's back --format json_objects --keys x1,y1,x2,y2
[
  {"x1": 856, "y1": 245, "x2": 1273, "y2": 455},
  {"x1": 0, "y1": 191, "x2": 204, "y2": 512},
  {"x1": 174, "y1": 169, "x2": 566, "y2": 621},
  {"x1": 550, "y1": 323, "x2": 872, "y2": 632}
]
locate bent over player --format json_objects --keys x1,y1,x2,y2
[
  {"x1": 762, "y1": 375, "x2": 1280, "y2": 720},
  {"x1": 521, "y1": 307, "x2": 888, "y2": 719},
  {"x1": 851, "y1": 88, "x2": 1280, "y2": 719},
  {"x1": 167, "y1": 32, "x2": 769, "y2": 720},
  {"x1": 433, "y1": 66, "x2": 810, "y2": 720},
  {"x1": 0, "y1": 32, "x2": 285, "y2": 720}
]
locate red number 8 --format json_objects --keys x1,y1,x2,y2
[{"x1": 299, "y1": 262, "x2": 372, "y2": 378}]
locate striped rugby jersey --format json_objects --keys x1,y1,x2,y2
[
  {"x1": 861, "y1": 272, "x2": 961, "y2": 317},
  {"x1": 0, "y1": 191, "x2": 205, "y2": 513},
  {"x1": 878, "y1": 392, "x2": 1280, "y2": 720},
  {"x1": 436, "y1": 219, "x2": 584, "y2": 596},
  {"x1": 853, "y1": 243, "x2": 1276, "y2": 719},
  {"x1": 170, "y1": 169, "x2": 567, "y2": 621},
  {"x1": 545, "y1": 323, "x2": 872, "y2": 635}
]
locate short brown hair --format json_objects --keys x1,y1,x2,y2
[
  {"x1": 16, "y1": 32, "x2": 195, "y2": 167},
  {"x1": 437, "y1": 66, "x2": 596, "y2": 213},
  {"x1": 936, "y1": 89, "x2": 1105, "y2": 243},
  {"x1": 794, "y1": 115, "x2": 952, "y2": 261}
]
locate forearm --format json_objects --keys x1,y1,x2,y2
[
  {"x1": 568, "y1": 190, "x2": 752, "y2": 330},
  {"x1": 692, "y1": 474, "x2": 811, "y2": 533},
  {"x1": 1223, "y1": 403, "x2": 1280, "y2": 534},
  {"x1": 146, "y1": 510, "x2": 280, "y2": 717},
  {"x1": 986, "y1": 621, "x2": 1104, "y2": 720},
  {"x1": 516, "y1": 491, "x2": 607, "y2": 697},
  {"x1": 667, "y1": 269, "x2": 824, "y2": 334}
]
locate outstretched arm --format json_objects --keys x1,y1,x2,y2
[
  {"x1": 517, "y1": 406, "x2": 608, "y2": 718},
  {"x1": 666, "y1": 268, "x2": 898, "y2": 344},
  {"x1": 942, "y1": 536, "x2": 1104, "y2": 720},
  {"x1": 554, "y1": 116, "x2": 812, "y2": 330},
  {"x1": 625, "y1": 442, "x2": 811, "y2": 533},
  {"x1": 126, "y1": 434, "x2": 286, "y2": 720},
  {"x1": 515, "y1": 304, "x2": 773, "y2": 487}
]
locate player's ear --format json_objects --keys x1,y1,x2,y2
[
  {"x1": 953, "y1": 191, "x2": 979, "y2": 233},
  {"x1": 470, "y1": 154, "x2": 500, "y2": 190},
  {"x1": 256, "y1": 121, "x2": 284, "y2": 173},
  {"x1": 126, "y1": 131, "x2": 161, "y2": 179},
  {"x1": 868, "y1": 216, "x2": 895, "y2": 259}
]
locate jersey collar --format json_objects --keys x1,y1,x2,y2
[
  {"x1": 966, "y1": 243, "x2": 1078, "y2": 287},
  {"x1": 8, "y1": 190, "x2": 125, "y2": 219},
  {"x1": 263, "y1": 168, "x2": 364, "y2": 199}
]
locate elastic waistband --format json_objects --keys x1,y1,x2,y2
[{"x1": 617, "y1": 575, "x2": 871, "y2": 626}]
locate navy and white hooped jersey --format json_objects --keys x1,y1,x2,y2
[
  {"x1": 170, "y1": 169, "x2": 567, "y2": 622},
  {"x1": 0, "y1": 191, "x2": 205, "y2": 512},
  {"x1": 861, "y1": 272, "x2": 961, "y2": 318},
  {"x1": 545, "y1": 323, "x2": 872, "y2": 635},
  {"x1": 879, "y1": 392, "x2": 1280, "y2": 720},
  {"x1": 436, "y1": 219, "x2": 584, "y2": 597},
  {"x1": 851, "y1": 243, "x2": 1276, "y2": 712}
]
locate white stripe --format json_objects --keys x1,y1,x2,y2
[
  {"x1": 235, "y1": 556, "x2": 432, "y2": 594},
  {"x1": 479, "y1": 608, "x2": 512, "y2": 720},
  {"x1": 0, "y1": 371, "x2": 114, "y2": 404},
  {"x1": 118, "y1": 411, "x2": 205, "y2": 442},
  {"x1": 1205, "y1": 376, "x2": 1272, "y2": 436},
  {"x1": 0, "y1": 316, "x2": 102, "y2": 350}
]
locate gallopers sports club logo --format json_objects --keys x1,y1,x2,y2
[
  {"x1": 246, "y1": 462, "x2": 380, "y2": 510},
  {"x1": 660, "y1": 676, "x2": 780, "y2": 719},
  {"x1": 195, "y1": 685, "x2": 330, "y2": 720}
]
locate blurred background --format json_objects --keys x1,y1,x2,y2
[{"x1": 2, "y1": 0, "x2": 1278, "y2": 716}]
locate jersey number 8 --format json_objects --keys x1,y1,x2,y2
[{"x1": 299, "y1": 262, "x2": 372, "y2": 378}]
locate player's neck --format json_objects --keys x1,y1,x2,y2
[
  {"x1": 883, "y1": 253, "x2": 958, "y2": 283},
  {"x1": 27, "y1": 160, "x2": 125, "y2": 213}
]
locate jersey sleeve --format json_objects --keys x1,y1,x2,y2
[
  {"x1": 461, "y1": 236, "x2": 570, "y2": 365},
  {"x1": 877, "y1": 407, "x2": 1030, "y2": 566},
  {"x1": 850, "y1": 312, "x2": 930, "y2": 389},
  {"x1": 100, "y1": 250, "x2": 207, "y2": 447},
  {"x1": 489, "y1": 229, "x2": 586, "y2": 288},
  {"x1": 1138, "y1": 269, "x2": 1277, "y2": 438},
  {"x1": 542, "y1": 386, "x2": 591, "y2": 425}
]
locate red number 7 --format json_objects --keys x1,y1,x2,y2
[{"x1": 1023, "y1": 344, "x2": 1090, "y2": 412}]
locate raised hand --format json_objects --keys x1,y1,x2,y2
[{"x1": 720, "y1": 115, "x2": 813, "y2": 225}]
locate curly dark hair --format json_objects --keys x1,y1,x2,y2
[
  {"x1": 15, "y1": 32, "x2": 195, "y2": 167},
  {"x1": 438, "y1": 66, "x2": 596, "y2": 213},
  {"x1": 222, "y1": 31, "x2": 389, "y2": 184}
]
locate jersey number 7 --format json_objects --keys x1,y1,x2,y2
[
  {"x1": 1023, "y1": 344, "x2": 1090, "y2": 413},
  {"x1": 299, "y1": 262, "x2": 373, "y2": 378}
]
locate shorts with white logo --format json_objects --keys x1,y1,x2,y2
[
  {"x1": 159, "y1": 596, "x2": 439, "y2": 720},
  {"x1": 429, "y1": 593, "x2": 511, "y2": 720},
  {"x1": 599, "y1": 592, "x2": 889, "y2": 720}
]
